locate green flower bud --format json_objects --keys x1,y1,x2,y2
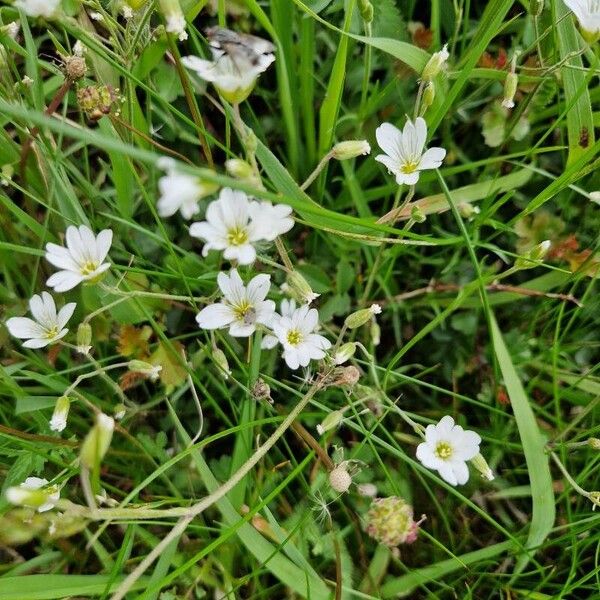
[
  {"x1": 358, "y1": 0, "x2": 374, "y2": 23},
  {"x1": 212, "y1": 348, "x2": 231, "y2": 379},
  {"x1": 332, "y1": 140, "x2": 371, "y2": 160},
  {"x1": 285, "y1": 271, "x2": 320, "y2": 304},
  {"x1": 502, "y1": 72, "x2": 518, "y2": 109},
  {"x1": 410, "y1": 205, "x2": 426, "y2": 223},
  {"x1": 422, "y1": 81, "x2": 435, "y2": 110},
  {"x1": 80, "y1": 413, "x2": 114, "y2": 470},
  {"x1": 365, "y1": 496, "x2": 421, "y2": 546},
  {"x1": 76, "y1": 322, "x2": 92, "y2": 355},
  {"x1": 334, "y1": 342, "x2": 357, "y2": 365},
  {"x1": 128, "y1": 360, "x2": 162, "y2": 382},
  {"x1": 530, "y1": 0, "x2": 544, "y2": 17},
  {"x1": 371, "y1": 321, "x2": 381, "y2": 346},
  {"x1": 225, "y1": 159, "x2": 254, "y2": 180},
  {"x1": 422, "y1": 44, "x2": 449, "y2": 81},
  {"x1": 345, "y1": 304, "x2": 382, "y2": 330},
  {"x1": 50, "y1": 396, "x2": 70, "y2": 433},
  {"x1": 588, "y1": 438, "x2": 600, "y2": 450},
  {"x1": 458, "y1": 202, "x2": 480, "y2": 219},
  {"x1": 114, "y1": 403, "x2": 126, "y2": 420},
  {"x1": 470, "y1": 453, "x2": 495, "y2": 481},
  {"x1": 316, "y1": 409, "x2": 345, "y2": 436},
  {"x1": 514, "y1": 240, "x2": 551, "y2": 270}
]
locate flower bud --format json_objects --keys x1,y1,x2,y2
[
  {"x1": 329, "y1": 464, "x2": 352, "y2": 493},
  {"x1": 159, "y1": 0, "x2": 188, "y2": 41},
  {"x1": 328, "y1": 366, "x2": 361, "y2": 387},
  {"x1": 212, "y1": 348, "x2": 231, "y2": 379},
  {"x1": 514, "y1": 240, "x2": 551, "y2": 270},
  {"x1": 345, "y1": 304, "x2": 382, "y2": 330},
  {"x1": 410, "y1": 205, "x2": 426, "y2": 223},
  {"x1": 589, "y1": 191, "x2": 600, "y2": 203},
  {"x1": 128, "y1": 360, "x2": 162, "y2": 382},
  {"x1": 286, "y1": 270, "x2": 320, "y2": 304},
  {"x1": 458, "y1": 202, "x2": 480, "y2": 219},
  {"x1": 5, "y1": 477, "x2": 60, "y2": 513},
  {"x1": 225, "y1": 158, "x2": 254, "y2": 180},
  {"x1": 126, "y1": 0, "x2": 148, "y2": 8},
  {"x1": 80, "y1": 413, "x2": 114, "y2": 470},
  {"x1": 357, "y1": 482, "x2": 378, "y2": 497},
  {"x1": 49, "y1": 396, "x2": 70, "y2": 433},
  {"x1": 422, "y1": 44, "x2": 449, "y2": 81},
  {"x1": 422, "y1": 81, "x2": 435, "y2": 111},
  {"x1": 470, "y1": 453, "x2": 495, "y2": 481},
  {"x1": 332, "y1": 140, "x2": 371, "y2": 160},
  {"x1": 365, "y1": 496, "x2": 421, "y2": 546},
  {"x1": 588, "y1": 438, "x2": 600, "y2": 450},
  {"x1": 114, "y1": 404, "x2": 126, "y2": 420},
  {"x1": 530, "y1": 0, "x2": 544, "y2": 16},
  {"x1": 358, "y1": 0, "x2": 374, "y2": 23},
  {"x1": 77, "y1": 85, "x2": 118, "y2": 121},
  {"x1": 76, "y1": 322, "x2": 92, "y2": 355},
  {"x1": 333, "y1": 342, "x2": 357, "y2": 365},
  {"x1": 502, "y1": 72, "x2": 518, "y2": 109},
  {"x1": 252, "y1": 378, "x2": 272, "y2": 403},
  {"x1": 316, "y1": 409, "x2": 345, "y2": 436},
  {"x1": 371, "y1": 321, "x2": 381, "y2": 346}
]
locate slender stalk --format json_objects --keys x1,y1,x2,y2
[
  {"x1": 109, "y1": 368, "x2": 334, "y2": 600},
  {"x1": 301, "y1": 151, "x2": 333, "y2": 191}
]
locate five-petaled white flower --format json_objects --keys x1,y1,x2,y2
[
  {"x1": 5, "y1": 477, "x2": 60, "y2": 512},
  {"x1": 563, "y1": 0, "x2": 600, "y2": 37},
  {"x1": 45, "y1": 225, "x2": 113, "y2": 292},
  {"x1": 190, "y1": 188, "x2": 292, "y2": 265},
  {"x1": 14, "y1": 0, "x2": 60, "y2": 18},
  {"x1": 196, "y1": 269, "x2": 275, "y2": 337},
  {"x1": 416, "y1": 415, "x2": 481, "y2": 486},
  {"x1": 271, "y1": 304, "x2": 331, "y2": 370},
  {"x1": 6, "y1": 292, "x2": 76, "y2": 349},
  {"x1": 182, "y1": 44, "x2": 275, "y2": 104},
  {"x1": 158, "y1": 163, "x2": 218, "y2": 220},
  {"x1": 375, "y1": 117, "x2": 446, "y2": 186},
  {"x1": 261, "y1": 299, "x2": 296, "y2": 349}
]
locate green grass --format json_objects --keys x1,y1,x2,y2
[{"x1": 1, "y1": 1, "x2": 600, "y2": 599}]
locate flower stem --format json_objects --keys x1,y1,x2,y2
[{"x1": 301, "y1": 151, "x2": 333, "y2": 191}]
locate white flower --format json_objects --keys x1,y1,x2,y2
[
  {"x1": 89, "y1": 11, "x2": 103, "y2": 21},
  {"x1": 182, "y1": 46, "x2": 275, "y2": 104},
  {"x1": 6, "y1": 477, "x2": 60, "y2": 512},
  {"x1": 166, "y1": 13, "x2": 188, "y2": 41},
  {"x1": 196, "y1": 269, "x2": 275, "y2": 337},
  {"x1": 271, "y1": 305, "x2": 331, "y2": 370},
  {"x1": 261, "y1": 299, "x2": 296, "y2": 349},
  {"x1": 50, "y1": 396, "x2": 70, "y2": 433},
  {"x1": 189, "y1": 188, "x2": 264, "y2": 265},
  {"x1": 14, "y1": 0, "x2": 60, "y2": 18},
  {"x1": 563, "y1": 0, "x2": 600, "y2": 36},
  {"x1": 248, "y1": 201, "x2": 294, "y2": 241},
  {"x1": 45, "y1": 225, "x2": 113, "y2": 292},
  {"x1": 6, "y1": 292, "x2": 76, "y2": 349},
  {"x1": 375, "y1": 117, "x2": 446, "y2": 186},
  {"x1": 158, "y1": 165, "x2": 218, "y2": 219},
  {"x1": 416, "y1": 416, "x2": 481, "y2": 486}
]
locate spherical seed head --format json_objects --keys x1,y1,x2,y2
[
  {"x1": 365, "y1": 496, "x2": 420, "y2": 546},
  {"x1": 329, "y1": 465, "x2": 352, "y2": 493},
  {"x1": 64, "y1": 56, "x2": 86, "y2": 80}
]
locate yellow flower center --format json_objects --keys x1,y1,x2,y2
[
  {"x1": 434, "y1": 441, "x2": 453, "y2": 460},
  {"x1": 80, "y1": 260, "x2": 99, "y2": 275},
  {"x1": 286, "y1": 329, "x2": 303, "y2": 346},
  {"x1": 233, "y1": 301, "x2": 255, "y2": 323},
  {"x1": 227, "y1": 227, "x2": 249, "y2": 246},
  {"x1": 44, "y1": 326, "x2": 59, "y2": 340},
  {"x1": 400, "y1": 160, "x2": 419, "y2": 174}
]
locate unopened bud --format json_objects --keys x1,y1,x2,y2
[
  {"x1": 128, "y1": 360, "x2": 162, "y2": 382},
  {"x1": 286, "y1": 270, "x2": 320, "y2": 304},
  {"x1": 515, "y1": 240, "x2": 551, "y2": 270},
  {"x1": 329, "y1": 366, "x2": 361, "y2": 387},
  {"x1": 530, "y1": 0, "x2": 544, "y2": 16},
  {"x1": 410, "y1": 205, "x2": 426, "y2": 223},
  {"x1": 329, "y1": 464, "x2": 352, "y2": 493},
  {"x1": 502, "y1": 72, "x2": 518, "y2": 109},
  {"x1": 5, "y1": 477, "x2": 60, "y2": 513},
  {"x1": 588, "y1": 438, "x2": 600, "y2": 450},
  {"x1": 225, "y1": 159, "x2": 254, "y2": 180},
  {"x1": 332, "y1": 140, "x2": 371, "y2": 160},
  {"x1": 114, "y1": 403, "x2": 126, "y2": 420},
  {"x1": 316, "y1": 410, "x2": 345, "y2": 436},
  {"x1": 470, "y1": 453, "x2": 495, "y2": 481},
  {"x1": 345, "y1": 304, "x2": 382, "y2": 330},
  {"x1": 422, "y1": 81, "x2": 435, "y2": 112},
  {"x1": 49, "y1": 396, "x2": 70, "y2": 433},
  {"x1": 371, "y1": 321, "x2": 381, "y2": 346},
  {"x1": 358, "y1": 0, "x2": 374, "y2": 23},
  {"x1": 159, "y1": 0, "x2": 188, "y2": 41},
  {"x1": 212, "y1": 348, "x2": 231, "y2": 379},
  {"x1": 76, "y1": 322, "x2": 92, "y2": 355},
  {"x1": 589, "y1": 491, "x2": 600, "y2": 510},
  {"x1": 334, "y1": 342, "x2": 357, "y2": 365},
  {"x1": 422, "y1": 44, "x2": 449, "y2": 81},
  {"x1": 80, "y1": 413, "x2": 114, "y2": 470},
  {"x1": 365, "y1": 496, "x2": 421, "y2": 546},
  {"x1": 458, "y1": 202, "x2": 480, "y2": 219},
  {"x1": 357, "y1": 482, "x2": 378, "y2": 497},
  {"x1": 589, "y1": 191, "x2": 600, "y2": 203}
]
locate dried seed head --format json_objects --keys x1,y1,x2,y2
[
  {"x1": 77, "y1": 85, "x2": 118, "y2": 121},
  {"x1": 252, "y1": 378, "x2": 272, "y2": 403},
  {"x1": 64, "y1": 55, "x2": 86, "y2": 81},
  {"x1": 329, "y1": 464, "x2": 353, "y2": 493},
  {"x1": 365, "y1": 496, "x2": 422, "y2": 546}
]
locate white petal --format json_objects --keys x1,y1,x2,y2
[
  {"x1": 45, "y1": 244, "x2": 80, "y2": 272},
  {"x1": 224, "y1": 243, "x2": 256, "y2": 265},
  {"x1": 57, "y1": 303, "x2": 77, "y2": 329},
  {"x1": 261, "y1": 335, "x2": 279, "y2": 349},
  {"x1": 283, "y1": 349, "x2": 300, "y2": 370},
  {"x1": 413, "y1": 117, "x2": 428, "y2": 157},
  {"x1": 395, "y1": 170, "x2": 420, "y2": 186},
  {"x1": 196, "y1": 303, "x2": 235, "y2": 329},
  {"x1": 218, "y1": 269, "x2": 245, "y2": 304},
  {"x1": 65, "y1": 226, "x2": 87, "y2": 263},
  {"x1": 375, "y1": 154, "x2": 400, "y2": 175},
  {"x1": 94, "y1": 229, "x2": 113, "y2": 263},
  {"x1": 29, "y1": 293, "x2": 56, "y2": 325},
  {"x1": 228, "y1": 321, "x2": 256, "y2": 337},
  {"x1": 6, "y1": 317, "x2": 46, "y2": 339},
  {"x1": 452, "y1": 461, "x2": 470, "y2": 485},
  {"x1": 306, "y1": 333, "x2": 331, "y2": 351},
  {"x1": 23, "y1": 337, "x2": 52, "y2": 349},
  {"x1": 437, "y1": 415, "x2": 456, "y2": 434},
  {"x1": 181, "y1": 56, "x2": 220, "y2": 82},
  {"x1": 438, "y1": 463, "x2": 458, "y2": 486},
  {"x1": 418, "y1": 147, "x2": 446, "y2": 170},
  {"x1": 246, "y1": 274, "x2": 271, "y2": 303},
  {"x1": 255, "y1": 300, "x2": 276, "y2": 325},
  {"x1": 375, "y1": 123, "x2": 402, "y2": 160}
]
